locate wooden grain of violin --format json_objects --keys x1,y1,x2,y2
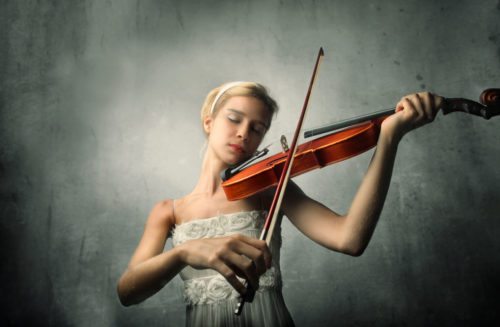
[{"x1": 221, "y1": 88, "x2": 500, "y2": 201}]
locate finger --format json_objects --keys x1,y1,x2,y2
[
  {"x1": 396, "y1": 97, "x2": 406, "y2": 112},
  {"x1": 402, "y1": 96, "x2": 424, "y2": 128},
  {"x1": 209, "y1": 244, "x2": 257, "y2": 292},
  {"x1": 428, "y1": 92, "x2": 436, "y2": 118},
  {"x1": 229, "y1": 240, "x2": 267, "y2": 275},
  {"x1": 223, "y1": 251, "x2": 259, "y2": 290},
  {"x1": 232, "y1": 235, "x2": 272, "y2": 269},
  {"x1": 419, "y1": 92, "x2": 435, "y2": 125},
  {"x1": 434, "y1": 94, "x2": 444, "y2": 110},
  {"x1": 412, "y1": 93, "x2": 426, "y2": 122},
  {"x1": 244, "y1": 238, "x2": 272, "y2": 270},
  {"x1": 216, "y1": 263, "x2": 247, "y2": 295},
  {"x1": 419, "y1": 92, "x2": 434, "y2": 121},
  {"x1": 401, "y1": 97, "x2": 416, "y2": 120}
]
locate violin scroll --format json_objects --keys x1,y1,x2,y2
[
  {"x1": 442, "y1": 88, "x2": 500, "y2": 119},
  {"x1": 480, "y1": 88, "x2": 500, "y2": 108}
]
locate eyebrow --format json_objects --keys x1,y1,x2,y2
[{"x1": 227, "y1": 108, "x2": 269, "y2": 129}]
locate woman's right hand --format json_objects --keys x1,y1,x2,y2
[{"x1": 178, "y1": 234, "x2": 272, "y2": 295}]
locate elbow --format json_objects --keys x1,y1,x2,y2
[
  {"x1": 117, "y1": 293, "x2": 133, "y2": 307},
  {"x1": 344, "y1": 245, "x2": 366, "y2": 257},
  {"x1": 117, "y1": 286, "x2": 139, "y2": 307},
  {"x1": 117, "y1": 282, "x2": 132, "y2": 307},
  {"x1": 117, "y1": 274, "x2": 138, "y2": 307},
  {"x1": 337, "y1": 239, "x2": 367, "y2": 257},
  {"x1": 118, "y1": 296, "x2": 133, "y2": 307}
]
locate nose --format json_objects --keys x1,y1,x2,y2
[{"x1": 237, "y1": 123, "x2": 250, "y2": 142}]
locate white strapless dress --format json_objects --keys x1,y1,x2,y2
[{"x1": 171, "y1": 210, "x2": 295, "y2": 327}]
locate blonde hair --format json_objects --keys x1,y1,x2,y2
[{"x1": 200, "y1": 82, "x2": 278, "y2": 134}]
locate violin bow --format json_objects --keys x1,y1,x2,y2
[{"x1": 235, "y1": 47, "x2": 325, "y2": 315}]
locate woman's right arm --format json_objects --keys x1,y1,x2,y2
[
  {"x1": 117, "y1": 200, "x2": 272, "y2": 306},
  {"x1": 117, "y1": 200, "x2": 183, "y2": 306}
]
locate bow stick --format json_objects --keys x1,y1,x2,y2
[{"x1": 235, "y1": 47, "x2": 325, "y2": 315}]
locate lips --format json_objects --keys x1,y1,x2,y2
[{"x1": 229, "y1": 143, "x2": 245, "y2": 154}]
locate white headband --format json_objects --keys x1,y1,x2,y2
[{"x1": 209, "y1": 81, "x2": 249, "y2": 115}]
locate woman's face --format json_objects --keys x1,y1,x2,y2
[{"x1": 205, "y1": 96, "x2": 271, "y2": 166}]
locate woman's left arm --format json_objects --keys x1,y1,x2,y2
[{"x1": 282, "y1": 92, "x2": 443, "y2": 256}]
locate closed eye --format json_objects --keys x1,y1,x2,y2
[
  {"x1": 227, "y1": 110, "x2": 267, "y2": 135},
  {"x1": 252, "y1": 125, "x2": 266, "y2": 135},
  {"x1": 227, "y1": 115, "x2": 241, "y2": 123}
]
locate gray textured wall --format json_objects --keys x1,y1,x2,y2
[{"x1": 1, "y1": 0, "x2": 499, "y2": 326}]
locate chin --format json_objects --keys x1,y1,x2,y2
[
  {"x1": 225, "y1": 154, "x2": 249, "y2": 167},
  {"x1": 225, "y1": 157, "x2": 242, "y2": 166}
]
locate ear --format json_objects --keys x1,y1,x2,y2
[{"x1": 203, "y1": 115, "x2": 213, "y2": 135}]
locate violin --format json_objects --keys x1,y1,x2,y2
[
  {"x1": 231, "y1": 47, "x2": 499, "y2": 315},
  {"x1": 221, "y1": 88, "x2": 500, "y2": 201}
]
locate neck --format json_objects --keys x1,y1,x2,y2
[{"x1": 192, "y1": 147, "x2": 229, "y2": 198}]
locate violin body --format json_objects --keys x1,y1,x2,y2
[{"x1": 222, "y1": 117, "x2": 387, "y2": 201}]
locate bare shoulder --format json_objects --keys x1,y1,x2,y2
[{"x1": 145, "y1": 199, "x2": 176, "y2": 229}]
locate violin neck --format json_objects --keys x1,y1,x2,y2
[
  {"x1": 442, "y1": 96, "x2": 500, "y2": 119},
  {"x1": 304, "y1": 108, "x2": 394, "y2": 138},
  {"x1": 305, "y1": 89, "x2": 500, "y2": 139}
]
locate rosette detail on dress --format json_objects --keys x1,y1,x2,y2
[
  {"x1": 172, "y1": 210, "x2": 266, "y2": 245},
  {"x1": 183, "y1": 267, "x2": 279, "y2": 305}
]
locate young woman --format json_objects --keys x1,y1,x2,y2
[{"x1": 117, "y1": 81, "x2": 443, "y2": 326}]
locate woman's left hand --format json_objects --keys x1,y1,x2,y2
[{"x1": 381, "y1": 91, "x2": 444, "y2": 143}]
